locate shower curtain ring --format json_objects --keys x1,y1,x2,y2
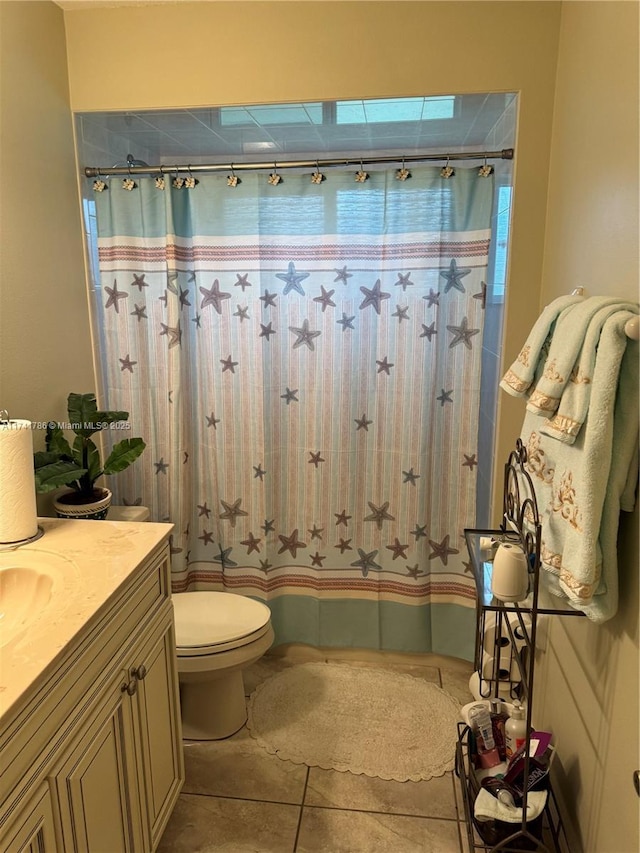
[
  {"x1": 227, "y1": 164, "x2": 240, "y2": 187},
  {"x1": 173, "y1": 166, "x2": 184, "y2": 189},
  {"x1": 311, "y1": 160, "x2": 325, "y2": 184},
  {"x1": 268, "y1": 163, "x2": 282, "y2": 185},
  {"x1": 355, "y1": 159, "x2": 368, "y2": 182},
  {"x1": 478, "y1": 155, "x2": 494, "y2": 177},
  {"x1": 155, "y1": 167, "x2": 166, "y2": 190},
  {"x1": 440, "y1": 156, "x2": 455, "y2": 179},
  {"x1": 122, "y1": 163, "x2": 137, "y2": 191},
  {"x1": 185, "y1": 165, "x2": 199, "y2": 189},
  {"x1": 93, "y1": 168, "x2": 107, "y2": 192},
  {"x1": 396, "y1": 157, "x2": 411, "y2": 182}
]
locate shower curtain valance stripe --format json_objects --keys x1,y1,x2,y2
[{"x1": 93, "y1": 167, "x2": 494, "y2": 659}]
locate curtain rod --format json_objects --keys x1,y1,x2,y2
[{"x1": 84, "y1": 148, "x2": 514, "y2": 178}]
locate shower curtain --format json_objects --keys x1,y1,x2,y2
[{"x1": 92, "y1": 166, "x2": 494, "y2": 659}]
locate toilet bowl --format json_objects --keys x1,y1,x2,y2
[{"x1": 172, "y1": 591, "x2": 274, "y2": 740}]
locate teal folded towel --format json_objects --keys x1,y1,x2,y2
[
  {"x1": 499, "y1": 294, "x2": 583, "y2": 397},
  {"x1": 526, "y1": 297, "x2": 639, "y2": 418},
  {"x1": 518, "y1": 311, "x2": 639, "y2": 622},
  {"x1": 539, "y1": 301, "x2": 640, "y2": 443}
]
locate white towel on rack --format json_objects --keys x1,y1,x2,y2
[{"x1": 474, "y1": 788, "x2": 547, "y2": 824}]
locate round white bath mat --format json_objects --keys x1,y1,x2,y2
[{"x1": 246, "y1": 661, "x2": 461, "y2": 782}]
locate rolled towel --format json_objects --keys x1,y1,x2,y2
[
  {"x1": 474, "y1": 787, "x2": 547, "y2": 824},
  {"x1": 500, "y1": 295, "x2": 582, "y2": 397}
]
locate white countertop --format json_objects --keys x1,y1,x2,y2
[{"x1": 0, "y1": 517, "x2": 173, "y2": 720}]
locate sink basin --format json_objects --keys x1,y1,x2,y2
[
  {"x1": 0, "y1": 568, "x2": 53, "y2": 645},
  {"x1": 0, "y1": 550, "x2": 76, "y2": 647}
]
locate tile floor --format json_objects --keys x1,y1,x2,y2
[{"x1": 158, "y1": 648, "x2": 478, "y2": 852}]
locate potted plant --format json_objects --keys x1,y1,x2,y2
[{"x1": 34, "y1": 392, "x2": 146, "y2": 520}]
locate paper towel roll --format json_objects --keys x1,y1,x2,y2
[{"x1": 0, "y1": 420, "x2": 38, "y2": 543}]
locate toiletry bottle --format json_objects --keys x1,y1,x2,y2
[
  {"x1": 468, "y1": 704, "x2": 501, "y2": 769},
  {"x1": 489, "y1": 699, "x2": 508, "y2": 761},
  {"x1": 505, "y1": 703, "x2": 527, "y2": 759}
]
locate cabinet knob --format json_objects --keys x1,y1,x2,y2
[
  {"x1": 132, "y1": 664, "x2": 147, "y2": 681},
  {"x1": 121, "y1": 679, "x2": 137, "y2": 696}
]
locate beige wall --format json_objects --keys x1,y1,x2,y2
[
  {"x1": 63, "y1": 0, "x2": 563, "y2": 492},
  {"x1": 65, "y1": 1, "x2": 559, "y2": 113},
  {"x1": 535, "y1": 3, "x2": 639, "y2": 851},
  {"x1": 0, "y1": 0, "x2": 95, "y2": 440}
]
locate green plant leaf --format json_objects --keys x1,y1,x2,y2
[
  {"x1": 71, "y1": 435, "x2": 101, "y2": 484},
  {"x1": 67, "y1": 392, "x2": 97, "y2": 420},
  {"x1": 67, "y1": 392, "x2": 100, "y2": 437},
  {"x1": 94, "y1": 410, "x2": 129, "y2": 427},
  {"x1": 45, "y1": 425, "x2": 73, "y2": 459},
  {"x1": 103, "y1": 438, "x2": 146, "y2": 475},
  {"x1": 34, "y1": 450, "x2": 60, "y2": 469},
  {"x1": 64, "y1": 393, "x2": 130, "y2": 436},
  {"x1": 71, "y1": 434, "x2": 84, "y2": 467},
  {"x1": 85, "y1": 438, "x2": 102, "y2": 483},
  {"x1": 34, "y1": 461, "x2": 87, "y2": 493}
]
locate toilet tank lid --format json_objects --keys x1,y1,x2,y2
[
  {"x1": 108, "y1": 505, "x2": 151, "y2": 522},
  {"x1": 172, "y1": 591, "x2": 271, "y2": 647}
]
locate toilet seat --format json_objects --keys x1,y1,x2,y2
[
  {"x1": 173, "y1": 591, "x2": 275, "y2": 739},
  {"x1": 173, "y1": 591, "x2": 272, "y2": 656}
]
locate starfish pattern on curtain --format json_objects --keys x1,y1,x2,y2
[{"x1": 93, "y1": 166, "x2": 494, "y2": 658}]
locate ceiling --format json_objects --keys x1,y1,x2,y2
[{"x1": 76, "y1": 93, "x2": 517, "y2": 170}]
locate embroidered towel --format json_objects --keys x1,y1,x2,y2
[
  {"x1": 499, "y1": 294, "x2": 583, "y2": 397},
  {"x1": 539, "y1": 301, "x2": 640, "y2": 443},
  {"x1": 526, "y1": 297, "x2": 639, "y2": 416},
  {"x1": 518, "y1": 311, "x2": 638, "y2": 622}
]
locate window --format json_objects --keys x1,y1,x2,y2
[
  {"x1": 492, "y1": 186, "x2": 512, "y2": 300},
  {"x1": 336, "y1": 96, "x2": 456, "y2": 125}
]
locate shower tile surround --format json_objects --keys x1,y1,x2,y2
[
  {"x1": 75, "y1": 94, "x2": 516, "y2": 168},
  {"x1": 74, "y1": 94, "x2": 515, "y2": 531},
  {"x1": 158, "y1": 649, "x2": 475, "y2": 853},
  {"x1": 475, "y1": 95, "x2": 517, "y2": 526}
]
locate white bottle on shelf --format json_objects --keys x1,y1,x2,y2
[{"x1": 505, "y1": 703, "x2": 527, "y2": 759}]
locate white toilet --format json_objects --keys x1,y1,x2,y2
[{"x1": 172, "y1": 591, "x2": 274, "y2": 740}]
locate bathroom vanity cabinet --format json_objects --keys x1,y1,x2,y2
[{"x1": 0, "y1": 522, "x2": 184, "y2": 852}]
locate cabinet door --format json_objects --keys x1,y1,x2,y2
[
  {"x1": 132, "y1": 615, "x2": 184, "y2": 849},
  {"x1": 1, "y1": 785, "x2": 58, "y2": 853},
  {"x1": 52, "y1": 671, "x2": 145, "y2": 853}
]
